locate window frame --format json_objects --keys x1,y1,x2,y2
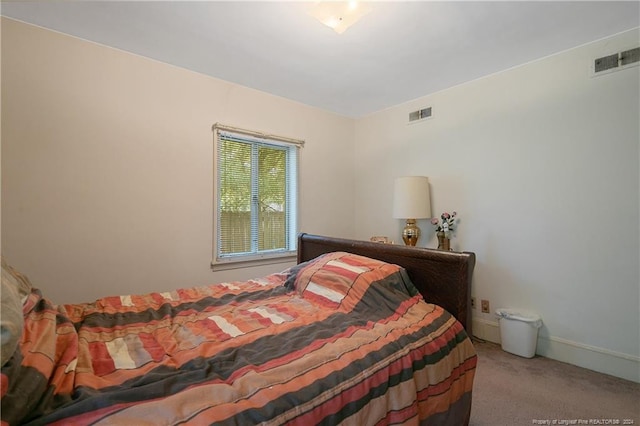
[{"x1": 211, "y1": 123, "x2": 303, "y2": 271}]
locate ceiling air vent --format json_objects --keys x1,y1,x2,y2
[
  {"x1": 593, "y1": 47, "x2": 639, "y2": 76},
  {"x1": 409, "y1": 107, "x2": 432, "y2": 123}
]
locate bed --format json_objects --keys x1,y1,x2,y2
[{"x1": 1, "y1": 233, "x2": 477, "y2": 425}]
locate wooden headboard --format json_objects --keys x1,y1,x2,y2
[{"x1": 297, "y1": 233, "x2": 476, "y2": 336}]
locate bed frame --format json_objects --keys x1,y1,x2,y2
[{"x1": 297, "y1": 233, "x2": 476, "y2": 337}]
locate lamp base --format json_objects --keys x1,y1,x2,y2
[{"x1": 402, "y1": 219, "x2": 420, "y2": 246}]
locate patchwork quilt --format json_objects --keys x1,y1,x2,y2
[{"x1": 1, "y1": 252, "x2": 476, "y2": 425}]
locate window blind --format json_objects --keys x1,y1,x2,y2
[{"x1": 214, "y1": 126, "x2": 300, "y2": 264}]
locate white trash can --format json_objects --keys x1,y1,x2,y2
[{"x1": 495, "y1": 309, "x2": 542, "y2": 358}]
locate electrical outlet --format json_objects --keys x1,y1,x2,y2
[
  {"x1": 471, "y1": 297, "x2": 476, "y2": 309},
  {"x1": 481, "y1": 299, "x2": 490, "y2": 313}
]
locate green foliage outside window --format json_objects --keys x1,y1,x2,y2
[{"x1": 218, "y1": 135, "x2": 294, "y2": 256}]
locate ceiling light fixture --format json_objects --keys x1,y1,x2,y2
[{"x1": 308, "y1": 1, "x2": 372, "y2": 34}]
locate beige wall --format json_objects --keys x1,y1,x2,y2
[
  {"x1": 353, "y1": 29, "x2": 640, "y2": 381},
  {"x1": 0, "y1": 15, "x2": 2, "y2": 259},
  {"x1": 1, "y1": 18, "x2": 355, "y2": 303}
]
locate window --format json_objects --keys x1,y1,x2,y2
[{"x1": 212, "y1": 124, "x2": 303, "y2": 268}]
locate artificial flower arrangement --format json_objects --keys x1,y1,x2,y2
[{"x1": 431, "y1": 211, "x2": 457, "y2": 238}]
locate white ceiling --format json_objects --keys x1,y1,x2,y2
[{"x1": 2, "y1": 1, "x2": 639, "y2": 118}]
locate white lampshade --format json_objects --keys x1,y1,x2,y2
[{"x1": 392, "y1": 176, "x2": 432, "y2": 219}]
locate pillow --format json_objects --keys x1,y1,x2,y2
[
  {"x1": 285, "y1": 251, "x2": 418, "y2": 311},
  {"x1": 1, "y1": 257, "x2": 33, "y2": 302},
  {"x1": 1, "y1": 257, "x2": 34, "y2": 367}
]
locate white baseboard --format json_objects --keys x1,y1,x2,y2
[
  {"x1": 471, "y1": 317, "x2": 501, "y2": 344},
  {"x1": 471, "y1": 318, "x2": 640, "y2": 383}
]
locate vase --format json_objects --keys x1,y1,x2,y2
[{"x1": 437, "y1": 231, "x2": 450, "y2": 251}]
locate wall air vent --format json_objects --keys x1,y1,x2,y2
[
  {"x1": 593, "y1": 47, "x2": 639, "y2": 76},
  {"x1": 408, "y1": 107, "x2": 432, "y2": 123},
  {"x1": 620, "y1": 47, "x2": 640, "y2": 66},
  {"x1": 594, "y1": 53, "x2": 619, "y2": 73}
]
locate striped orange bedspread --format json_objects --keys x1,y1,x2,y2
[{"x1": 1, "y1": 252, "x2": 476, "y2": 425}]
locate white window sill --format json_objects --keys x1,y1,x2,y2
[{"x1": 211, "y1": 252, "x2": 297, "y2": 272}]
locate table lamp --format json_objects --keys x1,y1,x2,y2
[{"x1": 392, "y1": 176, "x2": 432, "y2": 246}]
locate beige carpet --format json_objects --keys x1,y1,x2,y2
[{"x1": 470, "y1": 340, "x2": 640, "y2": 425}]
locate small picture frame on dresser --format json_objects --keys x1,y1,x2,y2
[{"x1": 370, "y1": 236, "x2": 393, "y2": 244}]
